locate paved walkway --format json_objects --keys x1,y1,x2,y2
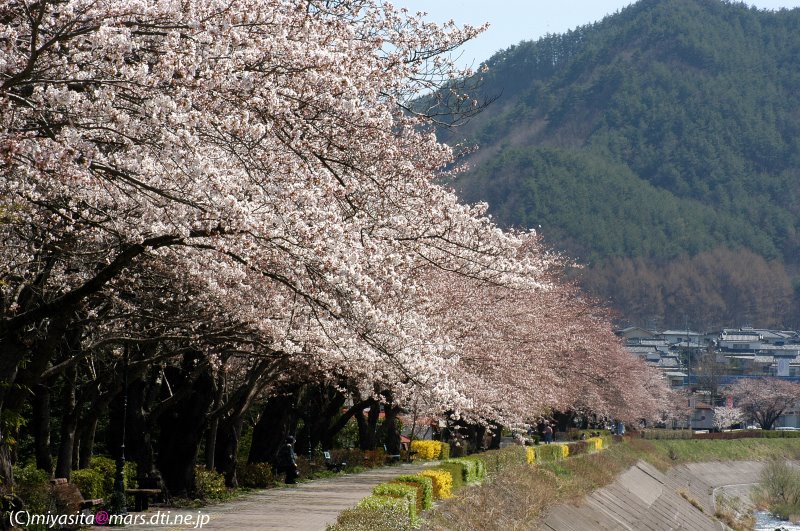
[{"x1": 111, "y1": 462, "x2": 431, "y2": 531}]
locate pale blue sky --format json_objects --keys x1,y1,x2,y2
[{"x1": 392, "y1": 1, "x2": 800, "y2": 69}]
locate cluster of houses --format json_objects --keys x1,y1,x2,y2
[{"x1": 617, "y1": 326, "x2": 800, "y2": 429}]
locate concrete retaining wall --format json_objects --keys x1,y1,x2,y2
[{"x1": 539, "y1": 461, "x2": 765, "y2": 530}]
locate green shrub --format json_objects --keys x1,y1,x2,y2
[
  {"x1": 536, "y1": 444, "x2": 567, "y2": 462},
  {"x1": 444, "y1": 457, "x2": 485, "y2": 483},
  {"x1": 480, "y1": 446, "x2": 527, "y2": 475},
  {"x1": 13, "y1": 464, "x2": 53, "y2": 514},
  {"x1": 439, "y1": 442, "x2": 450, "y2": 460},
  {"x1": 71, "y1": 468, "x2": 105, "y2": 500},
  {"x1": 640, "y1": 429, "x2": 693, "y2": 440},
  {"x1": 194, "y1": 467, "x2": 227, "y2": 500},
  {"x1": 327, "y1": 496, "x2": 412, "y2": 531},
  {"x1": 752, "y1": 459, "x2": 800, "y2": 521},
  {"x1": 84, "y1": 456, "x2": 137, "y2": 498},
  {"x1": 394, "y1": 474, "x2": 433, "y2": 510},
  {"x1": 761, "y1": 430, "x2": 800, "y2": 438},
  {"x1": 435, "y1": 462, "x2": 464, "y2": 490},
  {"x1": 567, "y1": 441, "x2": 591, "y2": 456},
  {"x1": 236, "y1": 462, "x2": 275, "y2": 488},
  {"x1": 373, "y1": 483, "x2": 418, "y2": 522}
]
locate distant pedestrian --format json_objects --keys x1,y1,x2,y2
[
  {"x1": 543, "y1": 422, "x2": 554, "y2": 444},
  {"x1": 275, "y1": 436, "x2": 299, "y2": 484}
]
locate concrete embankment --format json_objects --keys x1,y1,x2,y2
[{"x1": 540, "y1": 460, "x2": 765, "y2": 530}]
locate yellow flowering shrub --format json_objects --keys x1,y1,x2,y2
[
  {"x1": 557, "y1": 443, "x2": 569, "y2": 459},
  {"x1": 586, "y1": 436, "x2": 603, "y2": 451},
  {"x1": 411, "y1": 440, "x2": 448, "y2": 460},
  {"x1": 419, "y1": 469, "x2": 453, "y2": 499},
  {"x1": 526, "y1": 446, "x2": 535, "y2": 464}
]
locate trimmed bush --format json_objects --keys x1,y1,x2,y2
[
  {"x1": 395, "y1": 474, "x2": 433, "y2": 509},
  {"x1": 84, "y1": 456, "x2": 137, "y2": 499},
  {"x1": 419, "y1": 469, "x2": 453, "y2": 499},
  {"x1": 526, "y1": 446, "x2": 536, "y2": 464},
  {"x1": 373, "y1": 483, "x2": 418, "y2": 522},
  {"x1": 586, "y1": 437, "x2": 603, "y2": 451},
  {"x1": 558, "y1": 443, "x2": 569, "y2": 459},
  {"x1": 410, "y1": 440, "x2": 449, "y2": 460},
  {"x1": 13, "y1": 464, "x2": 54, "y2": 514},
  {"x1": 194, "y1": 466, "x2": 227, "y2": 500},
  {"x1": 328, "y1": 495, "x2": 412, "y2": 531},
  {"x1": 362, "y1": 448, "x2": 387, "y2": 468},
  {"x1": 435, "y1": 462, "x2": 465, "y2": 490},
  {"x1": 567, "y1": 441, "x2": 590, "y2": 456},
  {"x1": 480, "y1": 446, "x2": 527, "y2": 475},
  {"x1": 445, "y1": 457, "x2": 485, "y2": 483},
  {"x1": 237, "y1": 462, "x2": 275, "y2": 488},
  {"x1": 640, "y1": 429, "x2": 693, "y2": 440},
  {"x1": 71, "y1": 468, "x2": 105, "y2": 500},
  {"x1": 536, "y1": 444, "x2": 568, "y2": 462},
  {"x1": 439, "y1": 442, "x2": 451, "y2": 460}
]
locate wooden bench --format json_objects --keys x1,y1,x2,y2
[
  {"x1": 384, "y1": 444, "x2": 401, "y2": 463},
  {"x1": 126, "y1": 488, "x2": 162, "y2": 511},
  {"x1": 126, "y1": 475, "x2": 165, "y2": 511},
  {"x1": 323, "y1": 451, "x2": 347, "y2": 472},
  {"x1": 51, "y1": 478, "x2": 103, "y2": 514}
]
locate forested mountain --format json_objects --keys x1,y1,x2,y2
[{"x1": 441, "y1": 0, "x2": 800, "y2": 330}]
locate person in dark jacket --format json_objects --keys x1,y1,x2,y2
[
  {"x1": 543, "y1": 421, "x2": 554, "y2": 444},
  {"x1": 275, "y1": 436, "x2": 299, "y2": 484}
]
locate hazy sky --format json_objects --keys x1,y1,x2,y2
[{"x1": 393, "y1": 1, "x2": 800, "y2": 69}]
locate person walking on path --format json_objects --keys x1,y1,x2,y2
[
  {"x1": 275, "y1": 436, "x2": 299, "y2": 484},
  {"x1": 543, "y1": 422, "x2": 554, "y2": 444}
]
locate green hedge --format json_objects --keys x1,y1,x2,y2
[
  {"x1": 435, "y1": 462, "x2": 465, "y2": 490},
  {"x1": 71, "y1": 469, "x2": 105, "y2": 500},
  {"x1": 13, "y1": 464, "x2": 53, "y2": 514},
  {"x1": 567, "y1": 440, "x2": 591, "y2": 456},
  {"x1": 444, "y1": 457, "x2": 486, "y2": 483},
  {"x1": 536, "y1": 444, "x2": 566, "y2": 462},
  {"x1": 373, "y1": 483, "x2": 418, "y2": 523},
  {"x1": 327, "y1": 495, "x2": 412, "y2": 531},
  {"x1": 640, "y1": 429, "x2": 800, "y2": 440},
  {"x1": 640, "y1": 429, "x2": 693, "y2": 440},
  {"x1": 237, "y1": 462, "x2": 275, "y2": 488},
  {"x1": 66, "y1": 456, "x2": 138, "y2": 501},
  {"x1": 478, "y1": 446, "x2": 527, "y2": 476},
  {"x1": 394, "y1": 474, "x2": 433, "y2": 510},
  {"x1": 194, "y1": 466, "x2": 228, "y2": 500}
]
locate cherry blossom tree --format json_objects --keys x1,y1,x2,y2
[
  {"x1": 0, "y1": 0, "x2": 503, "y2": 482},
  {"x1": 727, "y1": 377, "x2": 800, "y2": 430},
  {"x1": 411, "y1": 252, "x2": 673, "y2": 428},
  {"x1": 0, "y1": 0, "x2": 674, "y2": 496},
  {"x1": 712, "y1": 406, "x2": 744, "y2": 431}
]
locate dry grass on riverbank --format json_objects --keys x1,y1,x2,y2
[{"x1": 423, "y1": 437, "x2": 800, "y2": 530}]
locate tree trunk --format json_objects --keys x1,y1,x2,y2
[
  {"x1": 489, "y1": 424, "x2": 502, "y2": 450},
  {"x1": 359, "y1": 402, "x2": 380, "y2": 450},
  {"x1": 383, "y1": 405, "x2": 401, "y2": 455},
  {"x1": 54, "y1": 366, "x2": 78, "y2": 479},
  {"x1": 78, "y1": 414, "x2": 99, "y2": 470},
  {"x1": 32, "y1": 384, "x2": 53, "y2": 474},
  {"x1": 214, "y1": 416, "x2": 244, "y2": 488},
  {"x1": 156, "y1": 363, "x2": 214, "y2": 497},
  {"x1": 248, "y1": 393, "x2": 296, "y2": 464},
  {"x1": 324, "y1": 398, "x2": 372, "y2": 450}
]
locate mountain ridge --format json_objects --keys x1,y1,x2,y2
[{"x1": 440, "y1": 0, "x2": 800, "y2": 329}]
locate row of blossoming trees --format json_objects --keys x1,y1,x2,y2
[{"x1": 0, "y1": 0, "x2": 673, "y2": 497}]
